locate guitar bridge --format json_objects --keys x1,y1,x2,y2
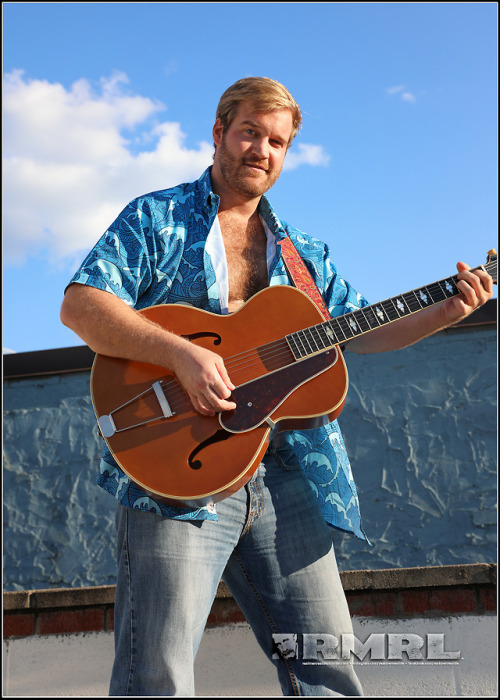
[{"x1": 97, "y1": 380, "x2": 175, "y2": 437}]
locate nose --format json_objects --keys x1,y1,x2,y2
[{"x1": 252, "y1": 137, "x2": 270, "y2": 161}]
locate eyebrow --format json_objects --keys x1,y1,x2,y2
[{"x1": 241, "y1": 119, "x2": 261, "y2": 130}]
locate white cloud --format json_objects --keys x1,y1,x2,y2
[
  {"x1": 283, "y1": 143, "x2": 330, "y2": 171},
  {"x1": 386, "y1": 85, "x2": 416, "y2": 103},
  {"x1": 3, "y1": 70, "x2": 330, "y2": 266},
  {"x1": 2, "y1": 70, "x2": 213, "y2": 265},
  {"x1": 401, "y1": 92, "x2": 416, "y2": 103},
  {"x1": 386, "y1": 85, "x2": 405, "y2": 95}
]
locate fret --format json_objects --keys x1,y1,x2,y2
[
  {"x1": 286, "y1": 332, "x2": 305, "y2": 360},
  {"x1": 317, "y1": 322, "x2": 340, "y2": 347},
  {"x1": 335, "y1": 315, "x2": 356, "y2": 340},
  {"x1": 304, "y1": 327, "x2": 322, "y2": 353},
  {"x1": 286, "y1": 334, "x2": 298, "y2": 359},
  {"x1": 297, "y1": 330, "x2": 314, "y2": 356},
  {"x1": 346, "y1": 314, "x2": 362, "y2": 335},
  {"x1": 437, "y1": 276, "x2": 459, "y2": 299},
  {"x1": 329, "y1": 319, "x2": 348, "y2": 343},
  {"x1": 403, "y1": 291, "x2": 421, "y2": 313},
  {"x1": 429, "y1": 277, "x2": 457, "y2": 304},
  {"x1": 416, "y1": 286, "x2": 434, "y2": 308},
  {"x1": 394, "y1": 295, "x2": 412, "y2": 316},
  {"x1": 361, "y1": 306, "x2": 381, "y2": 328},
  {"x1": 310, "y1": 324, "x2": 329, "y2": 350},
  {"x1": 309, "y1": 327, "x2": 323, "y2": 352},
  {"x1": 380, "y1": 299, "x2": 402, "y2": 322},
  {"x1": 426, "y1": 282, "x2": 447, "y2": 304},
  {"x1": 352, "y1": 309, "x2": 371, "y2": 333},
  {"x1": 374, "y1": 303, "x2": 391, "y2": 324},
  {"x1": 411, "y1": 290, "x2": 424, "y2": 311}
]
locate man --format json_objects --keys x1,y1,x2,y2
[{"x1": 60, "y1": 77, "x2": 493, "y2": 696}]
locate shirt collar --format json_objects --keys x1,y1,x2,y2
[{"x1": 197, "y1": 167, "x2": 219, "y2": 212}]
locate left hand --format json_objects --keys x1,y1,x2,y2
[{"x1": 441, "y1": 261, "x2": 494, "y2": 324}]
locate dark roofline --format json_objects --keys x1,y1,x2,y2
[
  {"x1": 3, "y1": 299, "x2": 497, "y2": 380},
  {"x1": 4, "y1": 344, "x2": 96, "y2": 379}
]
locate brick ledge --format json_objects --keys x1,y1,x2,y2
[{"x1": 3, "y1": 563, "x2": 496, "y2": 639}]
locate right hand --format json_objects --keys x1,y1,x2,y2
[{"x1": 170, "y1": 340, "x2": 237, "y2": 417}]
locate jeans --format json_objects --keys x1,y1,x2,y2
[{"x1": 109, "y1": 450, "x2": 363, "y2": 696}]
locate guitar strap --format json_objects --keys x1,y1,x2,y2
[{"x1": 277, "y1": 235, "x2": 331, "y2": 321}]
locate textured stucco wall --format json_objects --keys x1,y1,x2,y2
[
  {"x1": 3, "y1": 326, "x2": 497, "y2": 591},
  {"x1": 333, "y1": 326, "x2": 497, "y2": 570},
  {"x1": 3, "y1": 373, "x2": 115, "y2": 591}
]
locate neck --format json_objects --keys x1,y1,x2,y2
[
  {"x1": 217, "y1": 195, "x2": 261, "y2": 220},
  {"x1": 210, "y1": 167, "x2": 261, "y2": 220}
]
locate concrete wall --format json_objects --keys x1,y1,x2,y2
[
  {"x1": 3, "y1": 322, "x2": 497, "y2": 591},
  {"x1": 3, "y1": 616, "x2": 497, "y2": 696}
]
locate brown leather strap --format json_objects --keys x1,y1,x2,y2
[{"x1": 277, "y1": 236, "x2": 331, "y2": 321}]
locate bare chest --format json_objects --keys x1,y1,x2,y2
[{"x1": 218, "y1": 214, "x2": 269, "y2": 313}]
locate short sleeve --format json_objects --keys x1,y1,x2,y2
[
  {"x1": 321, "y1": 244, "x2": 370, "y2": 316},
  {"x1": 66, "y1": 199, "x2": 156, "y2": 307}
]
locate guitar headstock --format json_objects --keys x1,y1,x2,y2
[{"x1": 486, "y1": 249, "x2": 497, "y2": 285}]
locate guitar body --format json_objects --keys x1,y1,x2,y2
[{"x1": 91, "y1": 285, "x2": 348, "y2": 507}]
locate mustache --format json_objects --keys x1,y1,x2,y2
[{"x1": 243, "y1": 158, "x2": 269, "y2": 171}]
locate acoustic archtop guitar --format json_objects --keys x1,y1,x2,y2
[{"x1": 91, "y1": 251, "x2": 497, "y2": 508}]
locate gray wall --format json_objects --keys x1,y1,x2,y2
[{"x1": 3, "y1": 325, "x2": 497, "y2": 591}]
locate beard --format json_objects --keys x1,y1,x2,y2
[{"x1": 216, "y1": 136, "x2": 283, "y2": 199}]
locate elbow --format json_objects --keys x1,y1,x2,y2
[
  {"x1": 60, "y1": 299, "x2": 71, "y2": 329},
  {"x1": 60, "y1": 284, "x2": 86, "y2": 334},
  {"x1": 60, "y1": 291, "x2": 76, "y2": 331}
]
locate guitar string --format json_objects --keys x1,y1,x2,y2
[
  {"x1": 111, "y1": 262, "x2": 497, "y2": 420},
  {"x1": 159, "y1": 345, "x2": 299, "y2": 410},
  {"x1": 162, "y1": 263, "x2": 497, "y2": 395}
]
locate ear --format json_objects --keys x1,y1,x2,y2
[{"x1": 212, "y1": 118, "x2": 224, "y2": 148}]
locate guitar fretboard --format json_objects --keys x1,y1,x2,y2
[{"x1": 286, "y1": 260, "x2": 496, "y2": 360}]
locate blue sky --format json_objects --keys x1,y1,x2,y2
[{"x1": 3, "y1": 2, "x2": 497, "y2": 353}]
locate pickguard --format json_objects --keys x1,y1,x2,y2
[{"x1": 220, "y1": 349, "x2": 338, "y2": 433}]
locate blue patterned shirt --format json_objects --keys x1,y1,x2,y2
[{"x1": 68, "y1": 168, "x2": 370, "y2": 540}]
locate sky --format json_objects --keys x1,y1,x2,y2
[{"x1": 2, "y1": 2, "x2": 497, "y2": 353}]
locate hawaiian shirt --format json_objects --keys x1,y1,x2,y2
[{"x1": 68, "y1": 168, "x2": 370, "y2": 540}]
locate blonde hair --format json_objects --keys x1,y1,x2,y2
[{"x1": 215, "y1": 77, "x2": 302, "y2": 145}]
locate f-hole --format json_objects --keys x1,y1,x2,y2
[
  {"x1": 188, "y1": 429, "x2": 232, "y2": 469},
  {"x1": 182, "y1": 331, "x2": 222, "y2": 346}
]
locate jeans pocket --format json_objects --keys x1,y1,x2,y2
[{"x1": 273, "y1": 444, "x2": 302, "y2": 471}]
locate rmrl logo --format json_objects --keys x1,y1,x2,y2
[{"x1": 271, "y1": 633, "x2": 461, "y2": 662}]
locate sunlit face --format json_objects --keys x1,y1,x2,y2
[{"x1": 212, "y1": 105, "x2": 293, "y2": 200}]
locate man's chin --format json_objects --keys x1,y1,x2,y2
[{"x1": 236, "y1": 171, "x2": 278, "y2": 197}]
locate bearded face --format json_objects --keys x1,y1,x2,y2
[{"x1": 212, "y1": 106, "x2": 293, "y2": 202}]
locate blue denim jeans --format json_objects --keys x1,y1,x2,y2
[{"x1": 109, "y1": 450, "x2": 363, "y2": 696}]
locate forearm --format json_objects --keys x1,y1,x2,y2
[
  {"x1": 60, "y1": 283, "x2": 186, "y2": 368},
  {"x1": 346, "y1": 302, "x2": 453, "y2": 354}
]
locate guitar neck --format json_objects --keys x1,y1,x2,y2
[{"x1": 286, "y1": 260, "x2": 497, "y2": 360}]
